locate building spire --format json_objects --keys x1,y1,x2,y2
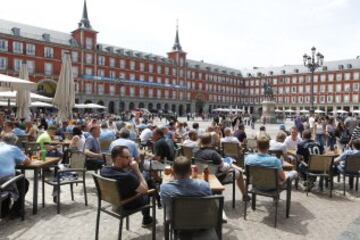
[
  {"x1": 78, "y1": 0, "x2": 92, "y2": 29},
  {"x1": 172, "y1": 20, "x2": 182, "y2": 52}
]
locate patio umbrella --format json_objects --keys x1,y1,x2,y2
[
  {"x1": 16, "y1": 62, "x2": 31, "y2": 120},
  {"x1": 53, "y1": 54, "x2": 75, "y2": 122},
  {"x1": 300, "y1": 109, "x2": 309, "y2": 113},
  {"x1": 0, "y1": 73, "x2": 36, "y2": 91},
  {"x1": 0, "y1": 91, "x2": 52, "y2": 102},
  {"x1": 31, "y1": 101, "x2": 54, "y2": 108},
  {"x1": 315, "y1": 109, "x2": 325, "y2": 114}
]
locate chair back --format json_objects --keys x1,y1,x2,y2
[
  {"x1": 24, "y1": 142, "x2": 41, "y2": 156},
  {"x1": 69, "y1": 151, "x2": 86, "y2": 169},
  {"x1": 182, "y1": 146, "x2": 194, "y2": 161},
  {"x1": 222, "y1": 142, "x2": 240, "y2": 158},
  {"x1": 246, "y1": 165, "x2": 278, "y2": 191},
  {"x1": 64, "y1": 132, "x2": 73, "y2": 140},
  {"x1": 308, "y1": 155, "x2": 333, "y2": 173},
  {"x1": 246, "y1": 138, "x2": 258, "y2": 152},
  {"x1": 344, "y1": 156, "x2": 360, "y2": 174},
  {"x1": 171, "y1": 196, "x2": 223, "y2": 233},
  {"x1": 92, "y1": 173, "x2": 122, "y2": 206},
  {"x1": 193, "y1": 158, "x2": 218, "y2": 174},
  {"x1": 100, "y1": 140, "x2": 112, "y2": 152}
]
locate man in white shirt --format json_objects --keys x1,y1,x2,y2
[
  {"x1": 221, "y1": 127, "x2": 241, "y2": 146},
  {"x1": 308, "y1": 113, "x2": 315, "y2": 136},
  {"x1": 182, "y1": 130, "x2": 199, "y2": 148},
  {"x1": 139, "y1": 125, "x2": 155, "y2": 146},
  {"x1": 284, "y1": 127, "x2": 302, "y2": 151},
  {"x1": 270, "y1": 131, "x2": 289, "y2": 161}
]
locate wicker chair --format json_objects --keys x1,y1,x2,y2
[
  {"x1": 181, "y1": 146, "x2": 194, "y2": 161},
  {"x1": 164, "y1": 196, "x2": 224, "y2": 240},
  {"x1": 306, "y1": 155, "x2": 334, "y2": 197},
  {"x1": 245, "y1": 138, "x2": 258, "y2": 152},
  {"x1": 43, "y1": 151, "x2": 88, "y2": 213},
  {"x1": 244, "y1": 165, "x2": 292, "y2": 227},
  {"x1": 342, "y1": 155, "x2": 360, "y2": 195},
  {"x1": 0, "y1": 174, "x2": 25, "y2": 220},
  {"x1": 222, "y1": 142, "x2": 244, "y2": 168},
  {"x1": 193, "y1": 158, "x2": 236, "y2": 208},
  {"x1": 92, "y1": 173, "x2": 156, "y2": 240}
]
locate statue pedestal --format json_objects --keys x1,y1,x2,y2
[{"x1": 261, "y1": 101, "x2": 277, "y2": 124}]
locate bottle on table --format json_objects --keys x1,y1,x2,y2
[
  {"x1": 40, "y1": 149, "x2": 47, "y2": 161},
  {"x1": 203, "y1": 165, "x2": 209, "y2": 182}
]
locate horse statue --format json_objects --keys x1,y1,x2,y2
[{"x1": 263, "y1": 83, "x2": 274, "y2": 100}]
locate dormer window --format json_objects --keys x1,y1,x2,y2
[
  {"x1": 294, "y1": 68, "x2": 299, "y2": 73},
  {"x1": 338, "y1": 64, "x2": 344, "y2": 70},
  {"x1": 42, "y1": 33, "x2": 50, "y2": 42},
  {"x1": 281, "y1": 70, "x2": 286, "y2": 74},
  {"x1": 347, "y1": 64, "x2": 352, "y2": 69},
  {"x1": 11, "y1": 27, "x2": 20, "y2": 36},
  {"x1": 322, "y1": 66, "x2": 328, "y2": 71}
]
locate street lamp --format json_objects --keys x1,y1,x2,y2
[{"x1": 303, "y1": 46, "x2": 324, "y2": 111}]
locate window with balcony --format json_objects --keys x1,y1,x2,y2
[
  {"x1": 327, "y1": 84, "x2": 333, "y2": 92},
  {"x1": 72, "y1": 66, "x2": 78, "y2": 77},
  {"x1": 26, "y1": 44, "x2": 35, "y2": 56},
  {"x1": 98, "y1": 84, "x2": 104, "y2": 95},
  {"x1": 0, "y1": 57, "x2": 7, "y2": 70},
  {"x1": 327, "y1": 95, "x2": 333, "y2": 103},
  {"x1": 44, "y1": 62, "x2": 53, "y2": 75},
  {"x1": 165, "y1": 67, "x2": 169, "y2": 75},
  {"x1": 120, "y1": 59, "x2": 125, "y2": 69},
  {"x1": 320, "y1": 74, "x2": 326, "y2": 82},
  {"x1": 85, "y1": 53, "x2": 92, "y2": 64},
  {"x1": 353, "y1": 95, "x2": 359, "y2": 103},
  {"x1": 71, "y1": 51, "x2": 78, "y2": 63},
  {"x1": 149, "y1": 64, "x2": 153, "y2": 73},
  {"x1": 140, "y1": 63, "x2": 145, "y2": 71},
  {"x1": 320, "y1": 85, "x2": 325, "y2": 93},
  {"x1": 85, "y1": 83, "x2": 92, "y2": 94},
  {"x1": 336, "y1": 84, "x2": 342, "y2": 92},
  {"x1": 85, "y1": 38, "x2": 93, "y2": 50},
  {"x1": 109, "y1": 86, "x2": 115, "y2": 96},
  {"x1": 353, "y1": 83, "x2": 359, "y2": 91},
  {"x1": 97, "y1": 69, "x2": 105, "y2": 77},
  {"x1": 354, "y1": 72, "x2": 360, "y2": 80},
  {"x1": 157, "y1": 89, "x2": 161, "y2": 99},
  {"x1": 336, "y1": 73, "x2": 342, "y2": 81},
  {"x1": 85, "y1": 67, "x2": 92, "y2": 76},
  {"x1": 109, "y1": 70, "x2": 116, "y2": 79},
  {"x1": 344, "y1": 73, "x2": 351, "y2": 81},
  {"x1": 149, "y1": 76, "x2": 153, "y2": 83},
  {"x1": 148, "y1": 89, "x2": 153, "y2": 98},
  {"x1": 130, "y1": 61, "x2": 135, "y2": 70},
  {"x1": 344, "y1": 83, "x2": 351, "y2": 92},
  {"x1": 139, "y1": 88, "x2": 144, "y2": 97},
  {"x1": 120, "y1": 86, "x2": 125, "y2": 96},
  {"x1": 157, "y1": 65, "x2": 162, "y2": 74},
  {"x1": 0, "y1": 39, "x2": 8, "y2": 51},
  {"x1": 13, "y1": 42, "x2": 23, "y2": 54},
  {"x1": 130, "y1": 87, "x2": 135, "y2": 97},
  {"x1": 109, "y1": 58, "x2": 115, "y2": 67},
  {"x1": 335, "y1": 95, "x2": 341, "y2": 103},
  {"x1": 44, "y1": 47, "x2": 54, "y2": 58},
  {"x1": 13, "y1": 59, "x2": 22, "y2": 72},
  {"x1": 98, "y1": 56, "x2": 105, "y2": 66},
  {"x1": 164, "y1": 90, "x2": 169, "y2": 98},
  {"x1": 130, "y1": 74, "x2": 135, "y2": 80},
  {"x1": 344, "y1": 95, "x2": 350, "y2": 103}
]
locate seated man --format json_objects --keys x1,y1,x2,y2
[
  {"x1": 256, "y1": 126, "x2": 271, "y2": 140},
  {"x1": 234, "y1": 124, "x2": 247, "y2": 144},
  {"x1": 109, "y1": 128, "x2": 140, "y2": 162},
  {"x1": 160, "y1": 156, "x2": 214, "y2": 238},
  {"x1": 84, "y1": 125, "x2": 105, "y2": 171},
  {"x1": 182, "y1": 130, "x2": 199, "y2": 149},
  {"x1": 221, "y1": 127, "x2": 241, "y2": 146},
  {"x1": 100, "y1": 146, "x2": 153, "y2": 226},
  {"x1": 36, "y1": 125, "x2": 62, "y2": 157},
  {"x1": 245, "y1": 137, "x2": 297, "y2": 186},
  {"x1": 194, "y1": 133, "x2": 249, "y2": 201},
  {"x1": 334, "y1": 138, "x2": 360, "y2": 189},
  {"x1": 139, "y1": 125, "x2": 155, "y2": 146},
  {"x1": 99, "y1": 122, "x2": 116, "y2": 143},
  {"x1": 0, "y1": 133, "x2": 31, "y2": 218},
  {"x1": 284, "y1": 127, "x2": 302, "y2": 151},
  {"x1": 269, "y1": 131, "x2": 289, "y2": 162},
  {"x1": 296, "y1": 129, "x2": 324, "y2": 181}
]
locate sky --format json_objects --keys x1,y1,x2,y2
[{"x1": 1, "y1": 0, "x2": 360, "y2": 70}]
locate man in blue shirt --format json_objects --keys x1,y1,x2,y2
[
  {"x1": 245, "y1": 137, "x2": 297, "y2": 185},
  {"x1": 0, "y1": 133, "x2": 31, "y2": 218},
  {"x1": 99, "y1": 122, "x2": 116, "y2": 143},
  {"x1": 84, "y1": 125, "x2": 104, "y2": 171},
  {"x1": 109, "y1": 128, "x2": 140, "y2": 162},
  {"x1": 334, "y1": 138, "x2": 360, "y2": 189}
]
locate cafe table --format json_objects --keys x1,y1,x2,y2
[
  {"x1": 16, "y1": 157, "x2": 61, "y2": 214},
  {"x1": 162, "y1": 173, "x2": 225, "y2": 194}
]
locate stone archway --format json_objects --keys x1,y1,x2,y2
[
  {"x1": 119, "y1": 101, "x2": 125, "y2": 112},
  {"x1": 164, "y1": 103, "x2": 169, "y2": 112},
  {"x1": 148, "y1": 103, "x2": 153, "y2": 111},
  {"x1": 139, "y1": 102, "x2": 145, "y2": 109},
  {"x1": 85, "y1": 100, "x2": 92, "y2": 104},
  {"x1": 37, "y1": 79, "x2": 57, "y2": 97},
  {"x1": 129, "y1": 102, "x2": 135, "y2": 110},
  {"x1": 179, "y1": 105, "x2": 184, "y2": 116},
  {"x1": 108, "y1": 101, "x2": 115, "y2": 114},
  {"x1": 171, "y1": 104, "x2": 176, "y2": 113},
  {"x1": 194, "y1": 93, "x2": 206, "y2": 114},
  {"x1": 156, "y1": 103, "x2": 162, "y2": 110}
]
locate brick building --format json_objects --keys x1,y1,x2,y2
[{"x1": 0, "y1": 1, "x2": 244, "y2": 115}]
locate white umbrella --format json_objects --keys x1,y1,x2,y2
[
  {"x1": 16, "y1": 62, "x2": 31, "y2": 120},
  {"x1": 300, "y1": 109, "x2": 309, "y2": 113},
  {"x1": 285, "y1": 109, "x2": 295, "y2": 113},
  {"x1": 53, "y1": 54, "x2": 75, "y2": 121},
  {"x1": 0, "y1": 91, "x2": 52, "y2": 101},
  {"x1": 86, "y1": 103, "x2": 107, "y2": 109},
  {"x1": 352, "y1": 110, "x2": 360, "y2": 114},
  {"x1": 31, "y1": 101, "x2": 54, "y2": 108},
  {"x1": 0, "y1": 73, "x2": 36, "y2": 91},
  {"x1": 275, "y1": 109, "x2": 283, "y2": 113},
  {"x1": 0, "y1": 101, "x2": 15, "y2": 106},
  {"x1": 315, "y1": 109, "x2": 325, "y2": 114}
]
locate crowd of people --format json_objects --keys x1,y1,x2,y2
[{"x1": 0, "y1": 110, "x2": 359, "y2": 237}]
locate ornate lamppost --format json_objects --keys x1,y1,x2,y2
[{"x1": 303, "y1": 47, "x2": 324, "y2": 111}]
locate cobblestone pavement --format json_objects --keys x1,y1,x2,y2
[{"x1": 1, "y1": 118, "x2": 360, "y2": 240}]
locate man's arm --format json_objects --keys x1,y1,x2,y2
[{"x1": 130, "y1": 161, "x2": 148, "y2": 194}]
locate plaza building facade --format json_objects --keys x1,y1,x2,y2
[
  {"x1": 0, "y1": 1, "x2": 244, "y2": 115},
  {"x1": 242, "y1": 59, "x2": 360, "y2": 114}
]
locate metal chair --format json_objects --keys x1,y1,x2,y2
[
  {"x1": 181, "y1": 146, "x2": 194, "y2": 161},
  {"x1": 222, "y1": 142, "x2": 244, "y2": 168},
  {"x1": 43, "y1": 151, "x2": 88, "y2": 213},
  {"x1": 92, "y1": 173, "x2": 156, "y2": 240},
  {"x1": 193, "y1": 157, "x2": 236, "y2": 208},
  {"x1": 164, "y1": 196, "x2": 224, "y2": 240},
  {"x1": 0, "y1": 174, "x2": 25, "y2": 220},
  {"x1": 342, "y1": 155, "x2": 360, "y2": 195},
  {"x1": 244, "y1": 165, "x2": 292, "y2": 227},
  {"x1": 245, "y1": 138, "x2": 258, "y2": 152},
  {"x1": 306, "y1": 155, "x2": 334, "y2": 197}
]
